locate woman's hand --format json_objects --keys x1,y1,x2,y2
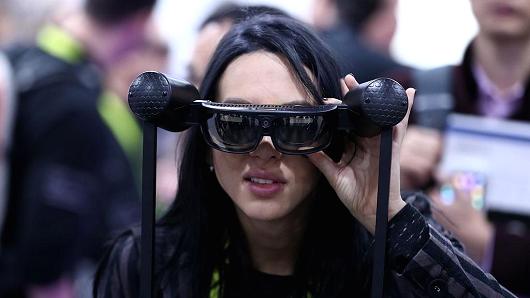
[{"x1": 308, "y1": 74, "x2": 415, "y2": 234}]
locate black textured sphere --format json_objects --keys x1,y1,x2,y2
[
  {"x1": 362, "y1": 78, "x2": 408, "y2": 127},
  {"x1": 128, "y1": 72, "x2": 171, "y2": 121}
]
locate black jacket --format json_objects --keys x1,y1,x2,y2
[
  {"x1": 0, "y1": 44, "x2": 139, "y2": 295},
  {"x1": 94, "y1": 193, "x2": 515, "y2": 298}
]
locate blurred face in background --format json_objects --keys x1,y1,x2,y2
[
  {"x1": 311, "y1": 0, "x2": 398, "y2": 54},
  {"x1": 188, "y1": 20, "x2": 232, "y2": 87},
  {"x1": 360, "y1": 0, "x2": 398, "y2": 54},
  {"x1": 470, "y1": 0, "x2": 530, "y2": 39},
  {"x1": 311, "y1": 0, "x2": 339, "y2": 31},
  {"x1": 106, "y1": 21, "x2": 169, "y2": 100}
]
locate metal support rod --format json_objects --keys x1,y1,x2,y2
[
  {"x1": 371, "y1": 128, "x2": 393, "y2": 298},
  {"x1": 140, "y1": 122, "x2": 157, "y2": 298}
]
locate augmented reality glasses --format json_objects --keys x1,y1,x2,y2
[
  {"x1": 128, "y1": 72, "x2": 409, "y2": 155},
  {"x1": 188, "y1": 102, "x2": 337, "y2": 154}
]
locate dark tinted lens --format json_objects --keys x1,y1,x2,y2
[
  {"x1": 205, "y1": 113, "x2": 261, "y2": 152},
  {"x1": 275, "y1": 115, "x2": 331, "y2": 153}
]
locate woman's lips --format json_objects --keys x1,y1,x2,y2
[{"x1": 243, "y1": 173, "x2": 286, "y2": 198}]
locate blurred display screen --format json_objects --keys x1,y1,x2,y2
[{"x1": 439, "y1": 113, "x2": 530, "y2": 216}]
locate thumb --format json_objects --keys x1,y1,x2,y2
[{"x1": 307, "y1": 151, "x2": 338, "y2": 183}]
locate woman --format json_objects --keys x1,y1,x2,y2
[{"x1": 94, "y1": 15, "x2": 514, "y2": 297}]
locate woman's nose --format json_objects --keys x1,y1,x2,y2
[{"x1": 249, "y1": 136, "x2": 282, "y2": 160}]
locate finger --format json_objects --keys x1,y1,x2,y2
[
  {"x1": 402, "y1": 88, "x2": 416, "y2": 128},
  {"x1": 340, "y1": 78, "x2": 349, "y2": 95},
  {"x1": 395, "y1": 88, "x2": 416, "y2": 142},
  {"x1": 307, "y1": 151, "x2": 339, "y2": 181},
  {"x1": 323, "y1": 97, "x2": 342, "y2": 105},
  {"x1": 338, "y1": 141, "x2": 356, "y2": 167},
  {"x1": 344, "y1": 73, "x2": 359, "y2": 89}
]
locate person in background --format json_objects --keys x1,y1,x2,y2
[
  {"x1": 94, "y1": 14, "x2": 515, "y2": 298},
  {"x1": 0, "y1": 0, "x2": 157, "y2": 296},
  {"x1": 312, "y1": 0, "x2": 412, "y2": 85},
  {"x1": 72, "y1": 18, "x2": 169, "y2": 298},
  {"x1": 102, "y1": 19, "x2": 170, "y2": 189},
  {"x1": 102, "y1": 17, "x2": 175, "y2": 218},
  {"x1": 401, "y1": 0, "x2": 530, "y2": 295}
]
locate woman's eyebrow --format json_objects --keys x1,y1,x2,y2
[{"x1": 222, "y1": 97, "x2": 251, "y2": 104}]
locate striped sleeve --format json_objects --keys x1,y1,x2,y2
[
  {"x1": 388, "y1": 201, "x2": 516, "y2": 297},
  {"x1": 93, "y1": 230, "x2": 141, "y2": 298}
]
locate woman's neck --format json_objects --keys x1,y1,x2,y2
[
  {"x1": 473, "y1": 33, "x2": 530, "y2": 90},
  {"x1": 236, "y1": 204, "x2": 310, "y2": 276}
]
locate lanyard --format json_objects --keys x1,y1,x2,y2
[
  {"x1": 98, "y1": 90, "x2": 143, "y2": 186},
  {"x1": 209, "y1": 269, "x2": 313, "y2": 298},
  {"x1": 37, "y1": 24, "x2": 85, "y2": 63}
]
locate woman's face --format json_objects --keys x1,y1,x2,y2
[{"x1": 212, "y1": 51, "x2": 320, "y2": 222}]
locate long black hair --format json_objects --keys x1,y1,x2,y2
[{"x1": 157, "y1": 15, "x2": 372, "y2": 297}]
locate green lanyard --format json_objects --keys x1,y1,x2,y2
[
  {"x1": 37, "y1": 24, "x2": 85, "y2": 63},
  {"x1": 97, "y1": 90, "x2": 143, "y2": 185},
  {"x1": 209, "y1": 269, "x2": 313, "y2": 298},
  {"x1": 209, "y1": 269, "x2": 221, "y2": 298}
]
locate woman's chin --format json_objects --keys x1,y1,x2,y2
[{"x1": 237, "y1": 201, "x2": 292, "y2": 222}]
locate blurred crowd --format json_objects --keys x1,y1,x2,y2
[{"x1": 0, "y1": 0, "x2": 529, "y2": 297}]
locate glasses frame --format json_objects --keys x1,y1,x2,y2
[{"x1": 186, "y1": 101, "x2": 341, "y2": 155}]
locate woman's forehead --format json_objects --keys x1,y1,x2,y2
[{"x1": 217, "y1": 51, "x2": 316, "y2": 105}]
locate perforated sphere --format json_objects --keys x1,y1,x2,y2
[
  {"x1": 128, "y1": 72, "x2": 172, "y2": 121},
  {"x1": 361, "y1": 78, "x2": 408, "y2": 127}
]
